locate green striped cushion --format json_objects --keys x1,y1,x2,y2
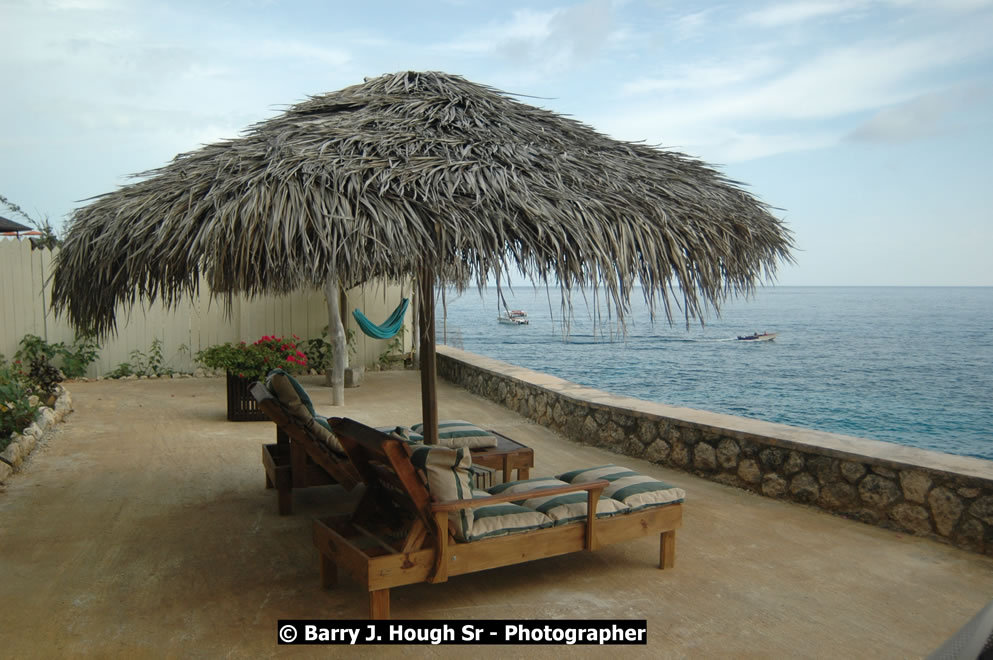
[
  {"x1": 410, "y1": 445, "x2": 474, "y2": 542},
  {"x1": 469, "y1": 500, "x2": 553, "y2": 541},
  {"x1": 265, "y1": 370, "x2": 343, "y2": 453},
  {"x1": 405, "y1": 420, "x2": 499, "y2": 449},
  {"x1": 487, "y1": 477, "x2": 630, "y2": 525},
  {"x1": 556, "y1": 465, "x2": 685, "y2": 510}
]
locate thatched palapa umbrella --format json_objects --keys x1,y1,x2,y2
[{"x1": 52, "y1": 71, "x2": 793, "y2": 443}]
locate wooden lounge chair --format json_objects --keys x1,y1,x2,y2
[
  {"x1": 250, "y1": 380, "x2": 361, "y2": 515},
  {"x1": 313, "y1": 417, "x2": 685, "y2": 620},
  {"x1": 253, "y1": 373, "x2": 534, "y2": 514}
]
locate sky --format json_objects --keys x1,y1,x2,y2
[{"x1": 2, "y1": 0, "x2": 992, "y2": 286}]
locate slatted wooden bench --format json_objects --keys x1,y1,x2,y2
[{"x1": 313, "y1": 417, "x2": 685, "y2": 620}]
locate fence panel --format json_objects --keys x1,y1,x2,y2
[{"x1": 0, "y1": 239, "x2": 412, "y2": 377}]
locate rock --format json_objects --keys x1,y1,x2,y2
[
  {"x1": 957, "y1": 488, "x2": 981, "y2": 499},
  {"x1": 899, "y1": 471, "x2": 932, "y2": 504},
  {"x1": 968, "y1": 496, "x2": 993, "y2": 526},
  {"x1": 871, "y1": 466, "x2": 896, "y2": 479},
  {"x1": 0, "y1": 460, "x2": 12, "y2": 482},
  {"x1": 784, "y1": 451, "x2": 806, "y2": 476},
  {"x1": 819, "y1": 482, "x2": 858, "y2": 511},
  {"x1": 344, "y1": 366, "x2": 364, "y2": 388},
  {"x1": 644, "y1": 438, "x2": 671, "y2": 464},
  {"x1": 762, "y1": 474, "x2": 787, "y2": 498},
  {"x1": 859, "y1": 475, "x2": 901, "y2": 509},
  {"x1": 890, "y1": 503, "x2": 932, "y2": 535},
  {"x1": 693, "y1": 443, "x2": 717, "y2": 472},
  {"x1": 35, "y1": 407, "x2": 57, "y2": 433},
  {"x1": 670, "y1": 439, "x2": 689, "y2": 468},
  {"x1": 790, "y1": 473, "x2": 819, "y2": 503},
  {"x1": 840, "y1": 461, "x2": 866, "y2": 483},
  {"x1": 716, "y1": 438, "x2": 740, "y2": 470},
  {"x1": 759, "y1": 448, "x2": 784, "y2": 471},
  {"x1": 807, "y1": 456, "x2": 838, "y2": 485},
  {"x1": 928, "y1": 488, "x2": 963, "y2": 537},
  {"x1": 738, "y1": 458, "x2": 762, "y2": 484},
  {"x1": 955, "y1": 518, "x2": 985, "y2": 553},
  {"x1": 1, "y1": 442, "x2": 23, "y2": 468}
]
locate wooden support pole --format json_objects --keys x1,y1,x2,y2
[{"x1": 418, "y1": 264, "x2": 438, "y2": 445}]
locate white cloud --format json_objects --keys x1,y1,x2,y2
[
  {"x1": 621, "y1": 57, "x2": 780, "y2": 94},
  {"x1": 847, "y1": 83, "x2": 993, "y2": 142},
  {"x1": 743, "y1": 1, "x2": 865, "y2": 27},
  {"x1": 438, "y1": 0, "x2": 614, "y2": 75}
]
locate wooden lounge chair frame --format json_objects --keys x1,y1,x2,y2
[
  {"x1": 313, "y1": 417, "x2": 682, "y2": 620},
  {"x1": 251, "y1": 382, "x2": 361, "y2": 514},
  {"x1": 252, "y1": 380, "x2": 534, "y2": 514}
]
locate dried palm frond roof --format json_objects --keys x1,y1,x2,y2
[{"x1": 52, "y1": 70, "x2": 793, "y2": 336}]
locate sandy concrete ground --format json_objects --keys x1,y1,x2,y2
[{"x1": 1, "y1": 371, "x2": 990, "y2": 659}]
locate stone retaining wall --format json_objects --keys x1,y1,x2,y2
[
  {"x1": 0, "y1": 385, "x2": 73, "y2": 486},
  {"x1": 437, "y1": 346, "x2": 993, "y2": 556}
]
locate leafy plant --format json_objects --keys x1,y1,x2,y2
[
  {"x1": 378, "y1": 328, "x2": 408, "y2": 367},
  {"x1": 0, "y1": 364, "x2": 40, "y2": 450},
  {"x1": 13, "y1": 333, "x2": 99, "y2": 380},
  {"x1": 303, "y1": 326, "x2": 356, "y2": 371},
  {"x1": 107, "y1": 339, "x2": 169, "y2": 378},
  {"x1": 27, "y1": 356, "x2": 62, "y2": 400},
  {"x1": 195, "y1": 335, "x2": 308, "y2": 382}
]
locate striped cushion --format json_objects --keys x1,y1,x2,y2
[
  {"x1": 556, "y1": 465, "x2": 685, "y2": 510},
  {"x1": 266, "y1": 370, "x2": 343, "y2": 453},
  {"x1": 409, "y1": 445, "x2": 474, "y2": 541},
  {"x1": 487, "y1": 477, "x2": 630, "y2": 525},
  {"x1": 469, "y1": 500, "x2": 553, "y2": 541},
  {"x1": 405, "y1": 420, "x2": 499, "y2": 449}
]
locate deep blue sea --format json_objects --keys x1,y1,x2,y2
[{"x1": 437, "y1": 287, "x2": 993, "y2": 462}]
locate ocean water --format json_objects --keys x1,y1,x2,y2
[{"x1": 436, "y1": 286, "x2": 993, "y2": 462}]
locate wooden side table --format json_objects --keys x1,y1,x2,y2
[{"x1": 469, "y1": 430, "x2": 534, "y2": 484}]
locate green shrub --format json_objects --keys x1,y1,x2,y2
[
  {"x1": 13, "y1": 333, "x2": 100, "y2": 380},
  {"x1": 303, "y1": 326, "x2": 356, "y2": 371},
  {"x1": 0, "y1": 364, "x2": 40, "y2": 451}
]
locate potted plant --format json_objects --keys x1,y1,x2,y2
[{"x1": 195, "y1": 335, "x2": 308, "y2": 421}]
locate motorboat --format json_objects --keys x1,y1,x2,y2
[
  {"x1": 736, "y1": 332, "x2": 776, "y2": 341},
  {"x1": 497, "y1": 310, "x2": 529, "y2": 325}
]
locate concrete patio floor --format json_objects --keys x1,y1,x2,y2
[{"x1": 1, "y1": 371, "x2": 990, "y2": 659}]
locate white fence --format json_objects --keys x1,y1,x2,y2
[{"x1": 0, "y1": 238, "x2": 412, "y2": 377}]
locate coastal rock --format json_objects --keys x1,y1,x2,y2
[
  {"x1": 871, "y1": 466, "x2": 896, "y2": 479},
  {"x1": 789, "y1": 473, "x2": 819, "y2": 503},
  {"x1": 928, "y1": 488, "x2": 963, "y2": 537},
  {"x1": 840, "y1": 461, "x2": 866, "y2": 483},
  {"x1": 637, "y1": 420, "x2": 659, "y2": 448},
  {"x1": 899, "y1": 471, "x2": 932, "y2": 504},
  {"x1": 762, "y1": 474, "x2": 787, "y2": 498},
  {"x1": 670, "y1": 439, "x2": 689, "y2": 468},
  {"x1": 819, "y1": 482, "x2": 858, "y2": 511},
  {"x1": 716, "y1": 439, "x2": 740, "y2": 470},
  {"x1": 784, "y1": 452, "x2": 805, "y2": 476},
  {"x1": 859, "y1": 475, "x2": 901, "y2": 509},
  {"x1": 807, "y1": 455, "x2": 838, "y2": 485},
  {"x1": 890, "y1": 503, "x2": 932, "y2": 535},
  {"x1": 759, "y1": 448, "x2": 784, "y2": 471},
  {"x1": 693, "y1": 443, "x2": 717, "y2": 472},
  {"x1": 968, "y1": 496, "x2": 993, "y2": 526},
  {"x1": 581, "y1": 416, "x2": 599, "y2": 445},
  {"x1": 738, "y1": 458, "x2": 762, "y2": 484},
  {"x1": 954, "y1": 519, "x2": 985, "y2": 553},
  {"x1": 644, "y1": 438, "x2": 671, "y2": 464}
]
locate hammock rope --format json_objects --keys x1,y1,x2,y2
[{"x1": 353, "y1": 298, "x2": 409, "y2": 339}]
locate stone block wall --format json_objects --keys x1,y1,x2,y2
[{"x1": 437, "y1": 346, "x2": 993, "y2": 556}]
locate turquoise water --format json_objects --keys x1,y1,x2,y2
[{"x1": 437, "y1": 287, "x2": 993, "y2": 462}]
